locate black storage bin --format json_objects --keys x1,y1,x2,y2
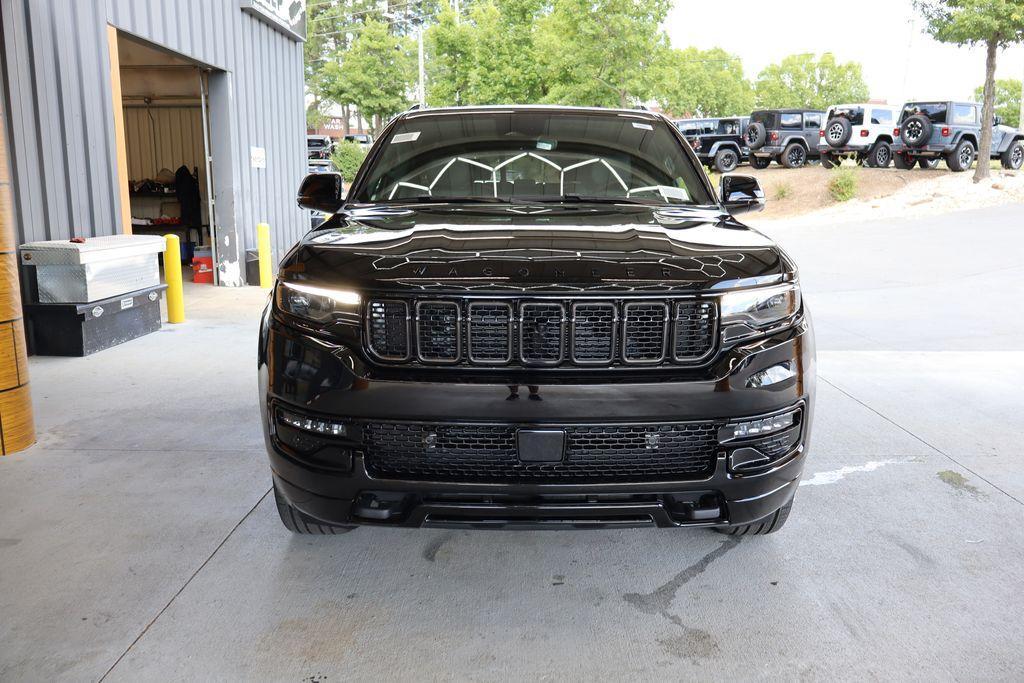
[{"x1": 24, "y1": 285, "x2": 167, "y2": 356}]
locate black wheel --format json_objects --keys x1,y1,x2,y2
[
  {"x1": 1001, "y1": 140, "x2": 1024, "y2": 170},
  {"x1": 824, "y1": 117, "x2": 852, "y2": 147},
  {"x1": 274, "y1": 482, "x2": 356, "y2": 535},
  {"x1": 821, "y1": 152, "x2": 838, "y2": 169},
  {"x1": 893, "y1": 152, "x2": 914, "y2": 169},
  {"x1": 918, "y1": 158, "x2": 940, "y2": 170},
  {"x1": 869, "y1": 141, "x2": 892, "y2": 168},
  {"x1": 745, "y1": 122, "x2": 767, "y2": 149},
  {"x1": 900, "y1": 114, "x2": 933, "y2": 148},
  {"x1": 780, "y1": 142, "x2": 807, "y2": 168},
  {"x1": 945, "y1": 139, "x2": 976, "y2": 172},
  {"x1": 713, "y1": 148, "x2": 739, "y2": 173},
  {"x1": 714, "y1": 501, "x2": 792, "y2": 535},
  {"x1": 748, "y1": 155, "x2": 771, "y2": 169}
]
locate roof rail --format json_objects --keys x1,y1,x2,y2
[{"x1": 406, "y1": 103, "x2": 425, "y2": 112}]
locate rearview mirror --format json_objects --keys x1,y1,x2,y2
[
  {"x1": 297, "y1": 172, "x2": 345, "y2": 213},
  {"x1": 719, "y1": 175, "x2": 765, "y2": 215}
]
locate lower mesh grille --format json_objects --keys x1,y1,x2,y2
[{"x1": 363, "y1": 421, "x2": 718, "y2": 482}]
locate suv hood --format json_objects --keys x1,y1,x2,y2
[{"x1": 280, "y1": 204, "x2": 792, "y2": 293}]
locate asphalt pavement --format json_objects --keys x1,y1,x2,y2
[{"x1": 1, "y1": 204, "x2": 1022, "y2": 681}]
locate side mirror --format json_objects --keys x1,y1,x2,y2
[
  {"x1": 720, "y1": 174, "x2": 765, "y2": 215},
  {"x1": 297, "y1": 172, "x2": 345, "y2": 213}
]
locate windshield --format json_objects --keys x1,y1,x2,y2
[{"x1": 352, "y1": 110, "x2": 713, "y2": 206}]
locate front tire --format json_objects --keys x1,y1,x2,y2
[
  {"x1": 780, "y1": 142, "x2": 807, "y2": 168},
  {"x1": 1001, "y1": 140, "x2": 1024, "y2": 170},
  {"x1": 715, "y1": 501, "x2": 792, "y2": 535},
  {"x1": 274, "y1": 482, "x2": 355, "y2": 535},
  {"x1": 945, "y1": 139, "x2": 976, "y2": 172},
  {"x1": 713, "y1": 148, "x2": 739, "y2": 173}
]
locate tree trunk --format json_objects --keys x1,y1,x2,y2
[
  {"x1": 974, "y1": 38, "x2": 998, "y2": 183},
  {"x1": 342, "y1": 104, "x2": 351, "y2": 136}
]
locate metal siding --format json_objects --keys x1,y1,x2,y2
[{"x1": 0, "y1": 0, "x2": 306, "y2": 272}]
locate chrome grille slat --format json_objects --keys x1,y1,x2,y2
[
  {"x1": 365, "y1": 297, "x2": 716, "y2": 367},
  {"x1": 367, "y1": 300, "x2": 410, "y2": 360},
  {"x1": 519, "y1": 302, "x2": 565, "y2": 365},
  {"x1": 622, "y1": 302, "x2": 668, "y2": 363},
  {"x1": 571, "y1": 302, "x2": 616, "y2": 363},
  {"x1": 416, "y1": 301, "x2": 461, "y2": 363},
  {"x1": 468, "y1": 302, "x2": 513, "y2": 364}
]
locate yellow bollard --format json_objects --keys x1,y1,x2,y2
[
  {"x1": 257, "y1": 222, "x2": 273, "y2": 289},
  {"x1": 163, "y1": 234, "x2": 185, "y2": 323}
]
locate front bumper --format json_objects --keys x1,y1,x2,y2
[{"x1": 260, "y1": 314, "x2": 816, "y2": 529}]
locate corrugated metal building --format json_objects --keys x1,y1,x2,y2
[{"x1": 0, "y1": 0, "x2": 307, "y2": 286}]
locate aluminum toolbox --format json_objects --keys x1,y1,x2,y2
[
  {"x1": 24, "y1": 285, "x2": 167, "y2": 356},
  {"x1": 20, "y1": 235, "x2": 165, "y2": 303}
]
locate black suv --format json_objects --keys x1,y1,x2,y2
[
  {"x1": 892, "y1": 101, "x2": 1024, "y2": 172},
  {"x1": 746, "y1": 109, "x2": 824, "y2": 168},
  {"x1": 685, "y1": 117, "x2": 751, "y2": 173},
  {"x1": 262, "y1": 106, "x2": 815, "y2": 535}
]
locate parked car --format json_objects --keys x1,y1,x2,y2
[
  {"x1": 344, "y1": 133, "x2": 374, "y2": 146},
  {"x1": 262, "y1": 105, "x2": 815, "y2": 536},
  {"x1": 306, "y1": 134, "x2": 334, "y2": 160},
  {"x1": 891, "y1": 101, "x2": 1024, "y2": 172},
  {"x1": 674, "y1": 118, "x2": 718, "y2": 137},
  {"x1": 818, "y1": 103, "x2": 900, "y2": 168},
  {"x1": 745, "y1": 109, "x2": 824, "y2": 168},
  {"x1": 688, "y1": 116, "x2": 751, "y2": 173}
]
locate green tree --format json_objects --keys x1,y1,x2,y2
[
  {"x1": 918, "y1": 0, "x2": 1024, "y2": 181},
  {"x1": 656, "y1": 47, "x2": 754, "y2": 117},
  {"x1": 974, "y1": 78, "x2": 1022, "y2": 128},
  {"x1": 325, "y1": 20, "x2": 414, "y2": 133},
  {"x1": 426, "y1": 0, "x2": 547, "y2": 106},
  {"x1": 754, "y1": 53, "x2": 869, "y2": 110},
  {"x1": 535, "y1": 0, "x2": 671, "y2": 107},
  {"x1": 330, "y1": 141, "x2": 369, "y2": 181}
]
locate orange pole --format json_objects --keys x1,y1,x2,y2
[{"x1": 0, "y1": 94, "x2": 35, "y2": 454}]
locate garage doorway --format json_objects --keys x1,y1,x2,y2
[{"x1": 113, "y1": 32, "x2": 219, "y2": 285}]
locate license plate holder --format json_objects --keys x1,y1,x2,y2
[{"x1": 516, "y1": 429, "x2": 565, "y2": 463}]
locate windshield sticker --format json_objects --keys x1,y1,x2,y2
[
  {"x1": 392, "y1": 131, "x2": 421, "y2": 144},
  {"x1": 632, "y1": 122, "x2": 653, "y2": 131}
]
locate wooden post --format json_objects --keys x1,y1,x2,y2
[{"x1": 0, "y1": 96, "x2": 35, "y2": 454}]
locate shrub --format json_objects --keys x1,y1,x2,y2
[
  {"x1": 774, "y1": 182, "x2": 792, "y2": 200},
  {"x1": 330, "y1": 141, "x2": 369, "y2": 182},
  {"x1": 828, "y1": 168, "x2": 858, "y2": 202}
]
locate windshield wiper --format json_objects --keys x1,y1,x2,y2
[
  {"x1": 384, "y1": 195, "x2": 505, "y2": 204},
  {"x1": 536, "y1": 195, "x2": 666, "y2": 206}
]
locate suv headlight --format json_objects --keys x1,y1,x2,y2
[
  {"x1": 276, "y1": 282, "x2": 361, "y2": 323},
  {"x1": 719, "y1": 283, "x2": 801, "y2": 341}
]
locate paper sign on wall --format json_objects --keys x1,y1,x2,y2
[{"x1": 250, "y1": 146, "x2": 267, "y2": 169}]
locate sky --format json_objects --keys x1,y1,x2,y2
[{"x1": 665, "y1": 0, "x2": 1024, "y2": 105}]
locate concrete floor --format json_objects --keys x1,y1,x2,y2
[{"x1": 2, "y1": 204, "x2": 1023, "y2": 681}]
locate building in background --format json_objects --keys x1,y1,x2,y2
[{"x1": 0, "y1": 0, "x2": 307, "y2": 287}]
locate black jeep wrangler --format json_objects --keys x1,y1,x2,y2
[
  {"x1": 892, "y1": 101, "x2": 1024, "y2": 172},
  {"x1": 745, "y1": 109, "x2": 824, "y2": 168},
  {"x1": 686, "y1": 117, "x2": 751, "y2": 173},
  {"x1": 262, "y1": 106, "x2": 815, "y2": 536}
]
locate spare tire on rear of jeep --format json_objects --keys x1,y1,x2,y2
[
  {"x1": 745, "y1": 122, "x2": 767, "y2": 150},
  {"x1": 900, "y1": 114, "x2": 933, "y2": 148},
  {"x1": 824, "y1": 117, "x2": 853, "y2": 148}
]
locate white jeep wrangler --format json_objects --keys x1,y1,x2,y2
[{"x1": 818, "y1": 103, "x2": 901, "y2": 168}]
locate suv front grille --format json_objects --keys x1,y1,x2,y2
[
  {"x1": 363, "y1": 421, "x2": 718, "y2": 483},
  {"x1": 365, "y1": 296, "x2": 717, "y2": 368}
]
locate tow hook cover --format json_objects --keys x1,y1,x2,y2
[{"x1": 516, "y1": 429, "x2": 565, "y2": 463}]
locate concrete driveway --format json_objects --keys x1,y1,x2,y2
[{"x1": 2, "y1": 204, "x2": 1022, "y2": 681}]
